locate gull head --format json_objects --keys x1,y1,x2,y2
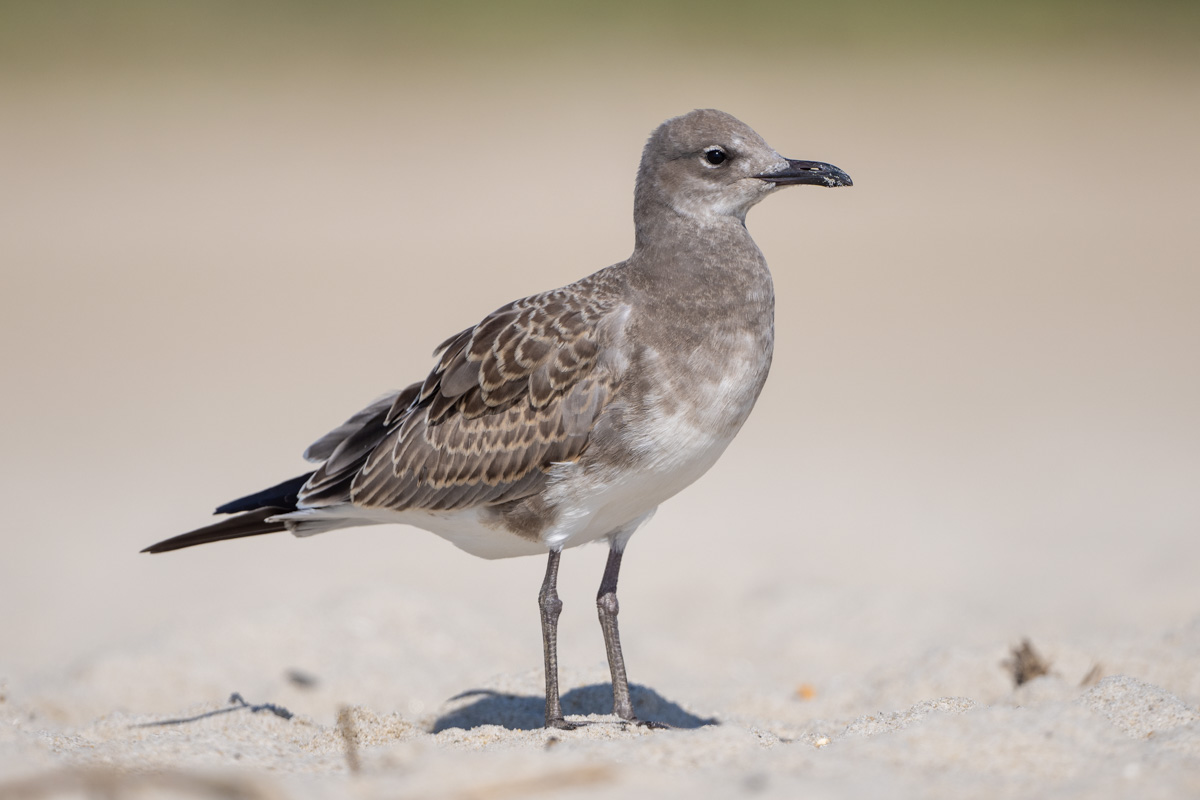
[{"x1": 635, "y1": 108, "x2": 851, "y2": 227}]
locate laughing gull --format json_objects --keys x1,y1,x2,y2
[{"x1": 144, "y1": 109, "x2": 852, "y2": 729}]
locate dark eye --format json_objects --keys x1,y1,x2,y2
[{"x1": 704, "y1": 148, "x2": 728, "y2": 165}]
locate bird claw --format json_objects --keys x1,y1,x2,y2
[
  {"x1": 622, "y1": 717, "x2": 672, "y2": 730},
  {"x1": 545, "y1": 717, "x2": 582, "y2": 731}
]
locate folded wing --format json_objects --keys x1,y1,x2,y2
[{"x1": 301, "y1": 284, "x2": 624, "y2": 514}]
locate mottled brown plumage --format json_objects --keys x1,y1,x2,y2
[
  {"x1": 143, "y1": 109, "x2": 852, "y2": 729},
  {"x1": 299, "y1": 271, "x2": 626, "y2": 515}
]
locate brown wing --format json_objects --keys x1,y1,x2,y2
[
  {"x1": 301, "y1": 389, "x2": 406, "y2": 464},
  {"x1": 301, "y1": 283, "x2": 623, "y2": 513}
]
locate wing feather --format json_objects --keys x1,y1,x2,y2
[
  {"x1": 298, "y1": 277, "x2": 625, "y2": 516},
  {"x1": 302, "y1": 389, "x2": 407, "y2": 463}
]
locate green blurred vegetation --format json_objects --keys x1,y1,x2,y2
[{"x1": 2, "y1": 0, "x2": 1198, "y2": 70}]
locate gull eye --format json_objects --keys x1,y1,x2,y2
[{"x1": 704, "y1": 147, "x2": 728, "y2": 166}]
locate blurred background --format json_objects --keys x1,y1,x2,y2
[{"x1": 2, "y1": 1, "x2": 1198, "y2": 697}]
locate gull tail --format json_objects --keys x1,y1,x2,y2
[
  {"x1": 142, "y1": 508, "x2": 287, "y2": 553},
  {"x1": 142, "y1": 472, "x2": 314, "y2": 554}
]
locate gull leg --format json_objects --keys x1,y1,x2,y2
[
  {"x1": 596, "y1": 547, "x2": 637, "y2": 720},
  {"x1": 538, "y1": 549, "x2": 574, "y2": 729}
]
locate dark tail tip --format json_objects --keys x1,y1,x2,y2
[{"x1": 142, "y1": 508, "x2": 288, "y2": 554}]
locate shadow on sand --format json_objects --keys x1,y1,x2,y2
[{"x1": 430, "y1": 683, "x2": 718, "y2": 732}]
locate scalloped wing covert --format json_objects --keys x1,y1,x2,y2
[{"x1": 299, "y1": 283, "x2": 624, "y2": 513}]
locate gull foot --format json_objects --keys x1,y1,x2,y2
[
  {"x1": 545, "y1": 717, "x2": 582, "y2": 731},
  {"x1": 623, "y1": 717, "x2": 672, "y2": 730}
]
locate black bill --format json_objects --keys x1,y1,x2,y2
[{"x1": 757, "y1": 159, "x2": 852, "y2": 188}]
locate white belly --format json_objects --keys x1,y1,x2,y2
[{"x1": 540, "y1": 427, "x2": 737, "y2": 552}]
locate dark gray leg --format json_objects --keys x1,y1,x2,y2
[
  {"x1": 597, "y1": 548, "x2": 637, "y2": 720},
  {"x1": 538, "y1": 549, "x2": 574, "y2": 729}
]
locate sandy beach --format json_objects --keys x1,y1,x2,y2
[
  {"x1": 4, "y1": 576, "x2": 1199, "y2": 797},
  {"x1": 2, "y1": 6, "x2": 1199, "y2": 797}
]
